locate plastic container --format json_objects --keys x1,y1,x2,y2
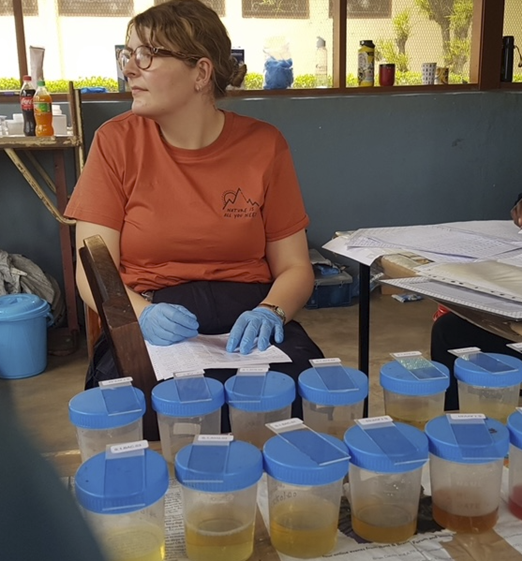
[
  {"x1": 298, "y1": 365, "x2": 368, "y2": 438},
  {"x1": 315, "y1": 36, "x2": 328, "y2": 88},
  {"x1": 306, "y1": 270, "x2": 353, "y2": 309},
  {"x1": 343, "y1": 421, "x2": 429, "y2": 543},
  {"x1": 69, "y1": 385, "x2": 146, "y2": 461},
  {"x1": 380, "y1": 360, "x2": 450, "y2": 430},
  {"x1": 175, "y1": 439, "x2": 263, "y2": 561},
  {"x1": 263, "y1": 430, "x2": 349, "y2": 558},
  {"x1": 152, "y1": 377, "x2": 224, "y2": 464},
  {"x1": 0, "y1": 294, "x2": 53, "y2": 379},
  {"x1": 454, "y1": 353, "x2": 522, "y2": 423},
  {"x1": 225, "y1": 371, "x2": 295, "y2": 448},
  {"x1": 358, "y1": 40, "x2": 375, "y2": 86},
  {"x1": 425, "y1": 414, "x2": 509, "y2": 533},
  {"x1": 75, "y1": 445, "x2": 169, "y2": 561},
  {"x1": 33, "y1": 80, "x2": 54, "y2": 137},
  {"x1": 507, "y1": 410, "x2": 522, "y2": 518}
]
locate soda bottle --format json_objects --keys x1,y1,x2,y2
[
  {"x1": 33, "y1": 80, "x2": 54, "y2": 137},
  {"x1": 20, "y1": 75, "x2": 36, "y2": 136}
]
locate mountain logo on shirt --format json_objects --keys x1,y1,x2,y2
[{"x1": 222, "y1": 188, "x2": 260, "y2": 219}]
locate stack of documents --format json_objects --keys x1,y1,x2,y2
[{"x1": 324, "y1": 221, "x2": 522, "y2": 319}]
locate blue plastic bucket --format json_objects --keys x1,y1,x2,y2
[{"x1": 0, "y1": 294, "x2": 53, "y2": 379}]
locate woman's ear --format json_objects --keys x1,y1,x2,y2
[{"x1": 194, "y1": 57, "x2": 213, "y2": 91}]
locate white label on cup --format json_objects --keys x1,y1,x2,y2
[
  {"x1": 174, "y1": 370, "x2": 206, "y2": 378},
  {"x1": 99, "y1": 377, "x2": 133, "y2": 387},
  {"x1": 110, "y1": 440, "x2": 149, "y2": 454},
  {"x1": 194, "y1": 434, "x2": 233, "y2": 443},
  {"x1": 237, "y1": 366, "x2": 269, "y2": 374},
  {"x1": 267, "y1": 418, "x2": 304, "y2": 432},
  {"x1": 448, "y1": 413, "x2": 486, "y2": 421},
  {"x1": 310, "y1": 358, "x2": 342, "y2": 366},
  {"x1": 356, "y1": 416, "x2": 394, "y2": 427},
  {"x1": 448, "y1": 347, "x2": 481, "y2": 356},
  {"x1": 391, "y1": 351, "x2": 422, "y2": 358}
]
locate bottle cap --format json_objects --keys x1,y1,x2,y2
[
  {"x1": 316, "y1": 36, "x2": 326, "y2": 48},
  {"x1": 360, "y1": 40, "x2": 375, "y2": 48},
  {"x1": 22, "y1": 75, "x2": 31, "y2": 81},
  {"x1": 37, "y1": 80, "x2": 45, "y2": 87},
  {"x1": 503, "y1": 36, "x2": 515, "y2": 46}
]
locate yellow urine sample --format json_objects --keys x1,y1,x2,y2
[
  {"x1": 269, "y1": 497, "x2": 339, "y2": 558},
  {"x1": 184, "y1": 508, "x2": 254, "y2": 561},
  {"x1": 102, "y1": 525, "x2": 165, "y2": 561},
  {"x1": 351, "y1": 504, "x2": 416, "y2": 543}
]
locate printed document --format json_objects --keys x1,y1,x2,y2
[{"x1": 146, "y1": 333, "x2": 291, "y2": 381}]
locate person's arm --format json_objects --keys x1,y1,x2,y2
[
  {"x1": 75, "y1": 220, "x2": 150, "y2": 318},
  {"x1": 261, "y1": 229, "x2": 314, "y2": 321},
  {"x1": 75, "y1": 221, "x2": 199, "y2": 346},
  {"x1": 511, "y1": 193, "x2": 522, "y2": 227},
  {"x1": 226, "y1": 229, "x2": 313, "y2": 354}
]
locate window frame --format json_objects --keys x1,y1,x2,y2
[{"x1": 6, "y1": 0, "x2": 515, "y2": 100}]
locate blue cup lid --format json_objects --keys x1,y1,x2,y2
[
  {"x1": 343, "y1": 421, "x2": 428, "y2": 473},
  {"x1": 507, "y1": 409, "x2": 522, "y2": 449},
  {"x1": 152, "y1": 377, "x2": 224, "y2": 417},
  {"x1": 263, "y1": 431, "x2": 349, "y2": 485},
  {"x1": 380, "y1": 360, "x2": 449, "y2": 396},
  {"x1": 175, "y1": 439, "x2": 263, "y2": 492},
  {"x1": 425, "y1": 414, "x2": 509, "y2": 463},
  {"x1": 225, "y1": 371, "x2": 295, "y2": 412},
  {"x1": 69, "y1": 386, "x2": 146, "y2": 429},
  {"x1": 454, "y1": 353, "x2": 522, "y2": 387},
  {"x1": 298, "y1": 366, "x2": 368, "y2": 406},
  {"x1": 75, "y1": 447, "x2": 169, "y2": 514},
  {"x1": 0, "y1": 293, "x2": 50, "y2": 321}
]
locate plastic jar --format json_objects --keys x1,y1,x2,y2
[
  {"x1": 507, "y1": 410, "x2": 522, "y2": 518},
  {"x1": 454, "y1": 353, "x2": 522, "y2": 422},
  {"x1": 343, "y1": 421, "x2": 428, "y2": 543},
  {"x1": 152, "y1": 377, "x2": 224, "y2": 465},
  {"x1": 298, "y1": 365, "x2": 368, "y2": 438},
  {"x1": 175, "y1": 439, "x2": 263, "y2": 561},
  {"x1": 225, "y1": 371, "x2": 295, "y2": 448},
  {"x1": 69, "y1": 385, "x2": 146, "y2": 462},
  {"x1": 75, "y1": 444, "x2": 169, "y2": 561},
  {"x1": 263, "y1": 431, "x2": 349, "y2": 558},
  {"x1": 425, "y1": 414, "x2": 509, "y2": 533},
  {"x1": 380, "y1": 360, "x2": 449, "y2": 429}
]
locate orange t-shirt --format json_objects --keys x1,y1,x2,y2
[{"x1": 65, "y1": 110, "x2": 309, "y2": 292}]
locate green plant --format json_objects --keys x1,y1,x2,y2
[
  {"x1": 293, "y1": 74, "x2": 317, "y2": 88},
  {"x1": 393, "y1": 9, "x2": 412, "y2": 57},
  {"x1": 376, "y1": 39, "x2": 410, "y2": 73},
  {"x1": 0, "y1": 77, "x2": 21, "y2": 90},
  {"x1": 244, "y1": 72, "x2": 263, "y2": 90}
]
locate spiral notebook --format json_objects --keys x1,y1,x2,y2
[{"x1": 381, "y1": 277, "x2": 522, "y2": 319}]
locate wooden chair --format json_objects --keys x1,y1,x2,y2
[{"x1": 79, "y1": 234, "x2": 159, "y2": 441}]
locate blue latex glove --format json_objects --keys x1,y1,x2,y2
[
  {"x1": 226, "y1": 307, "x2": 284, "y2": 355},
  {"x1": 139, "y1": 303, "x2": 199, "y2": 346}
]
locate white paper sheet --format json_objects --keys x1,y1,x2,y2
[{"x1": 146, "y1": 334, "x2": 291, "y2": 381}]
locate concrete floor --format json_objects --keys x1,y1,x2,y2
[{"x1": 2, "y1": 291, "x2": 438, "y2": 455}]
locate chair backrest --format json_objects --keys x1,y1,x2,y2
[{"x1": 79, "y1": 234, "x2": 159, "y2": 441}]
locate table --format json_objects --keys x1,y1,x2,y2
[
  {"x1": 46, "y1": 447, "x2": 522, "y2": 561},
  {"x1": 0, "y1": 84, "x2": 85, "y2": 352}
]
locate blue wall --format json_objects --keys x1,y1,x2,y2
[{"x1": 1, "y1": 91, "x2": 520, "y2": 289}]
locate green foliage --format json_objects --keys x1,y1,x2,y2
[
  {"x1": 293, "y1": 74, "x2": 316, "y2": 88},
  {"x1": 450, "y1": 0, "x2": 473, "y2": 34},
  {"x1": 376, "y1": 39, "x2": 410, "y2": 73},
  {"x1": 393, "y1": 9, "x2": 412, "y2": 45},
  {"x1": 244, "y1": 72, "x2": 263, "y2": 90},
  {"x1": 0, "y1": 77, "x2": 21, "y2": 90}
]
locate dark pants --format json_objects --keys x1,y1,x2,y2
[
  {"x1": 86, "y1": 281, "x2": 324, "y2": 431},
  {"x1": 430, "y1": 312, "x2": 518, "y2": 411}
]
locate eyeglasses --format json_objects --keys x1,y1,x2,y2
[{"x1": 117, "y1": 44, "x2": 198, "y2": 71}]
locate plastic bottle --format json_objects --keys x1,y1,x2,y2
[
  {"x1": 315, "y1": 36, "x2": 328, "y2": 88},
  {"x1": 501, "y1": 36, "x2": 515, "y2": 82},
  {"x1": 358, "y1": 40, "x2": 375, "y2": 87},
  {"x1": 20, "y1": 75, "x2": 36, "y2": 137},
  {"x1": 33, "y1": 80, "x2": 54, "y2": 137}
]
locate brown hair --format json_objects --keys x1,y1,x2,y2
[{"x1": 127, "y1": 0, "x2": 244, "y2": 98}]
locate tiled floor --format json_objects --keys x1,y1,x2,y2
[{"x1": 2, "y1": 291, "x2": 438, "y2": 455}]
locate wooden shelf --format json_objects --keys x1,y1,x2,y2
[{"x1": 0, "y1": 135, "x2": 81, "y2": 149}]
